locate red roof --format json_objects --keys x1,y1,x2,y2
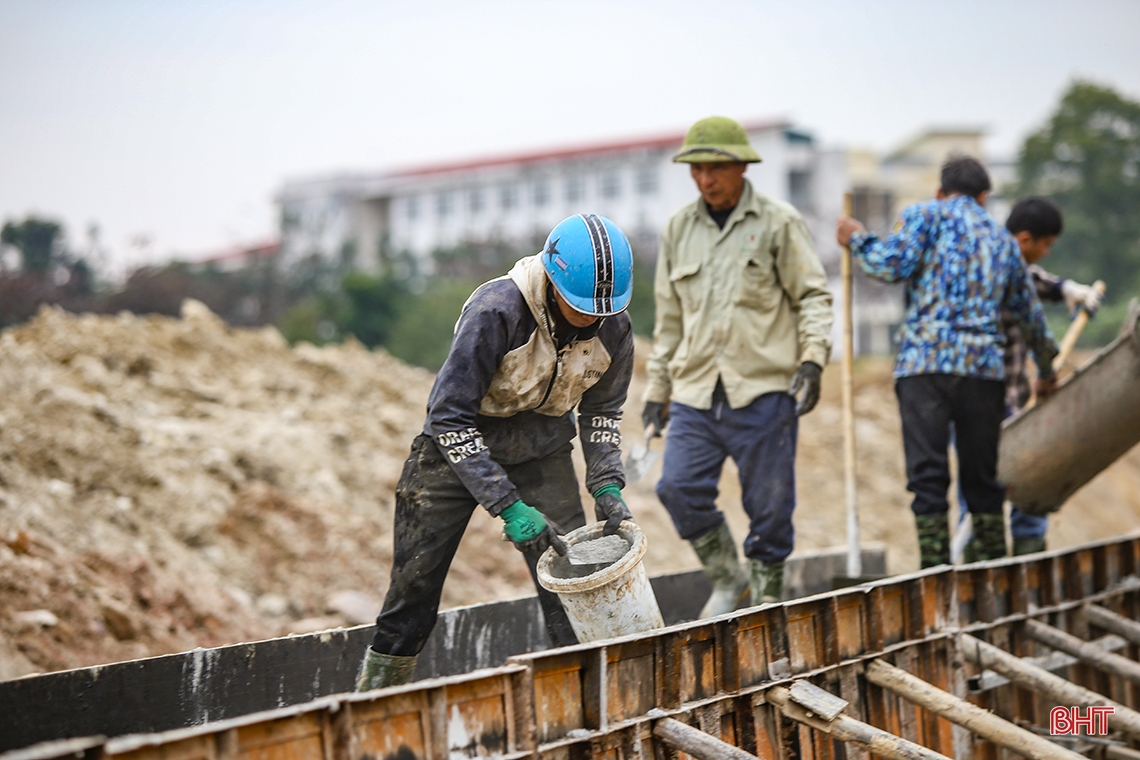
[{"x1": 386, "y1": 118, "x2": 788, "y2": 179}]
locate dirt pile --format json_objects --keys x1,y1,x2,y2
[
  {"x1": 0, "y1": 301, "x2": 439, "y2": 678},
  {"x1": 2, "y1": 304, "x2": 1138, "y2": 680}
]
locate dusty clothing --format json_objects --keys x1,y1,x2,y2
[
  {"x1": 1003, "y1": 265, "x2": 1065, "y2": 410},
  {"x1": 372, "y1": 436, "x2": 586, "y2": 656},
  {"x1": 644, "y1": 180, "x2": 833, "y2": 410},
  {"x1": 375, "y1": 255, "x2": 635, "y2": 658},
  {"x1": 424, "y1": 254, "x2": 634, "y2": 515}
]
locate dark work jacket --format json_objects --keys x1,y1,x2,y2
[{"x1": 423, "y1": 254, "x2": 634, "y2": 515}]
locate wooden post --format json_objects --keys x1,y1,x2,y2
[
  {"x1": 959, "y1": 633, "x2": 1140, "y2": 738},
  {"x1": 767, "y1": 686, "x2": 952, "y2": 760},
  {"x1": 842, "y1": 192, "x2": 861, "y2": 579},
  {"x1": 653, "y1": 718, "x2": 759, "y2": 760},
  {"x1": 1024, "y1": 618, "x2": 1140, "y2": 686},
  {"x1": 865, "y1": 659, "x2": 1084, "y2": 760},
  {"x1": 1085, "y1": 604, "x2": 1140, "y2": 647}
]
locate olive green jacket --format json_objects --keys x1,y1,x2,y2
[{"x1": 645, "y1": 180, "x2": 833, "y2": 410}]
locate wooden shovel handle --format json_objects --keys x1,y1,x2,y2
[{"x1": 1052, "y1": 280, "x2": 1106, "y2": 373}]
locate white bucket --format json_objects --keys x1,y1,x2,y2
[{"x1": 536, "y1": 521, "x2": 664, "y2": 643}]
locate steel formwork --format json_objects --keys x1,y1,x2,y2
[{"x1": 3, "y1": 533, "x2": 1140, "y2": 760}]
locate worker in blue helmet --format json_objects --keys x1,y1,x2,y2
[{"x1": 356, "y1": 214, "x2": 636, "y2": 692}]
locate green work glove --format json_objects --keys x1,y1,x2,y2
[
  {"x1": 593, "y1": 484, "x2": 633, "y2": 536},
  {"x1": 500, "y1": 500, "x2": 568, "y2": 556}
]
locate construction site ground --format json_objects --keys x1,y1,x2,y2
[{"x1": 2, "y1": 302, "x2": 1138, "y2": 682}]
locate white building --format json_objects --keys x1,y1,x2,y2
[{"x1": 276, "y1": 120, "x2": 907, "y2": 357}]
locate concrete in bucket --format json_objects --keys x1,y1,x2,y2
[{"x1": 536, "y1": 521, "x2": 664, "y2": 643}]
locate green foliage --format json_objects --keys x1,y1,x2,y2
[
  {"x1": 277, "y1": 292, "x2": 349, "y2": 346},
  {"x1": 627, "y1": 258, "x2": 656, "y2": 337},
  {"x1": 1, "y1": 216, "x2": 64, "y2": 273},
  {"x1": 383, "y1": 278, "x2": 481, "y2": 371},
  {"x1": 1013, "y1": 80, "x2": 1140, "y2": 343},
  {"x1": 340, "y1": 271, "x2": 408, "y2": 346}
]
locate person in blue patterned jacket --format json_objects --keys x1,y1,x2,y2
[{"x1": 835, "y1": 156, "x2": 1060, "y2": 568}]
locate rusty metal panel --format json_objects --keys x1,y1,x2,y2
[
  {"x1": 833, "y1": 595, "x2": 865, "y2": 661},
  {"x1": 604, "y1": 640, "x2": 657, "y2": 724},
  {"x1": 1063, "y1": 551, "x2": 1095, "y2": 601},
  {"x1": 918, "y1": 641, "x2": 955, "y2": 756},
  {"x1": 110, "y1": 736, "x2": 217, "y2": 760},
  {"x1": 235, "y1": 714, "x2": 324, "y2": 760},
  {"x1": 871, "y1": 586, "x2": 905, "y2": 647},
  {"x1": 352, "y1": 691, "x2": 431, "y2": 760},
  {"x1": 892, "y1": 649, "x2": 921, "y2": 744},
  {"x1": 957, "y1": 571, "x2": 978, "y2": 626},
  {"x1": 749, "y1": 698, "x2": 782, "y2": 760},
  {"x1": 442, "y1": 677, "x2": 514, "y2": 756},
  {"x1": 527, "y1": 653, "x2": 587, "y2": 742},
  {"x1": 734, "y1": 614, "x2": 772, "y2": 688},
  {"x1": 786, "y1": 603, "x2": 824, "y2": 673},
  {"x1": 678, "y1": 630, "x2": 719, "y2": 704}
]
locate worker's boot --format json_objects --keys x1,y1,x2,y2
[
  {"x1": 356, "y1": 648, "x2": 417, "y2": 692},
  {"x1": 691, "y1": 522, "x2": 750, "y2": 618},
  {"x1": 1012, "y1": 536, "x2": 1047, "y2": 556},
  {"x1": 964, "y1": 513, "x2": 1007, "y2": 563},
  {"x1": 915, "y1": 513, "x2": 951, "y2": 569},
  {"x1": 750, "y1": 560, "x2": 784, "y2": 605}
]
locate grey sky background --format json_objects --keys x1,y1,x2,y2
[{"x1": 2, "y1": 0, "x2": 1139, "y2": 273}]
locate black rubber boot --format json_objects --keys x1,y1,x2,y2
[{"x1": 915, "y1": 513, "x2": 951, "y2": 569}]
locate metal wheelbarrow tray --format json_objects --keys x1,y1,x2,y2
[{"x1": 998, "y1": 298, "x2": 1140, "y2": 515}]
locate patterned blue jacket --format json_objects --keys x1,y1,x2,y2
[{"x1": 849, "y1": 195, "x2": 1058, "y2": 380}]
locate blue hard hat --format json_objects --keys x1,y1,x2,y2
[{"x1": 540, "y1": 214, "x2": 633, "y2": 317}]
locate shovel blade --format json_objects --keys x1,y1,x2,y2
[{"x1": 623, "y1": 444, "x2": 660, "y2": 484}]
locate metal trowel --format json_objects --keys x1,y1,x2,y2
[{"x1": 623, "y1": 422, "x2": 660, "y2": 484}]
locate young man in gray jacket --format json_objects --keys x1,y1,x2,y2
[{"x1": 357, "y1": 214, "x2": 636, "y2": 690}]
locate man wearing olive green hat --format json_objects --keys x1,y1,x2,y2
[{"x1": 643, "y1": 116, "x2": 833, "y2": 616}]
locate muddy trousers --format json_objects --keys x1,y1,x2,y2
[
  {"x1": 896, "y1": 375, "x2": 1005, "y2": 518},
  {"x1": 655, "y1": 389, "x2": 797, "y2": 566},
  {"x1": 371, "y1": 434, "x2": 587, "y2": 658}
]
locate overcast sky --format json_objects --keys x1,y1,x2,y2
[{"x1": 2, "y1": 0, "x2": 1139, "y2": 272}]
